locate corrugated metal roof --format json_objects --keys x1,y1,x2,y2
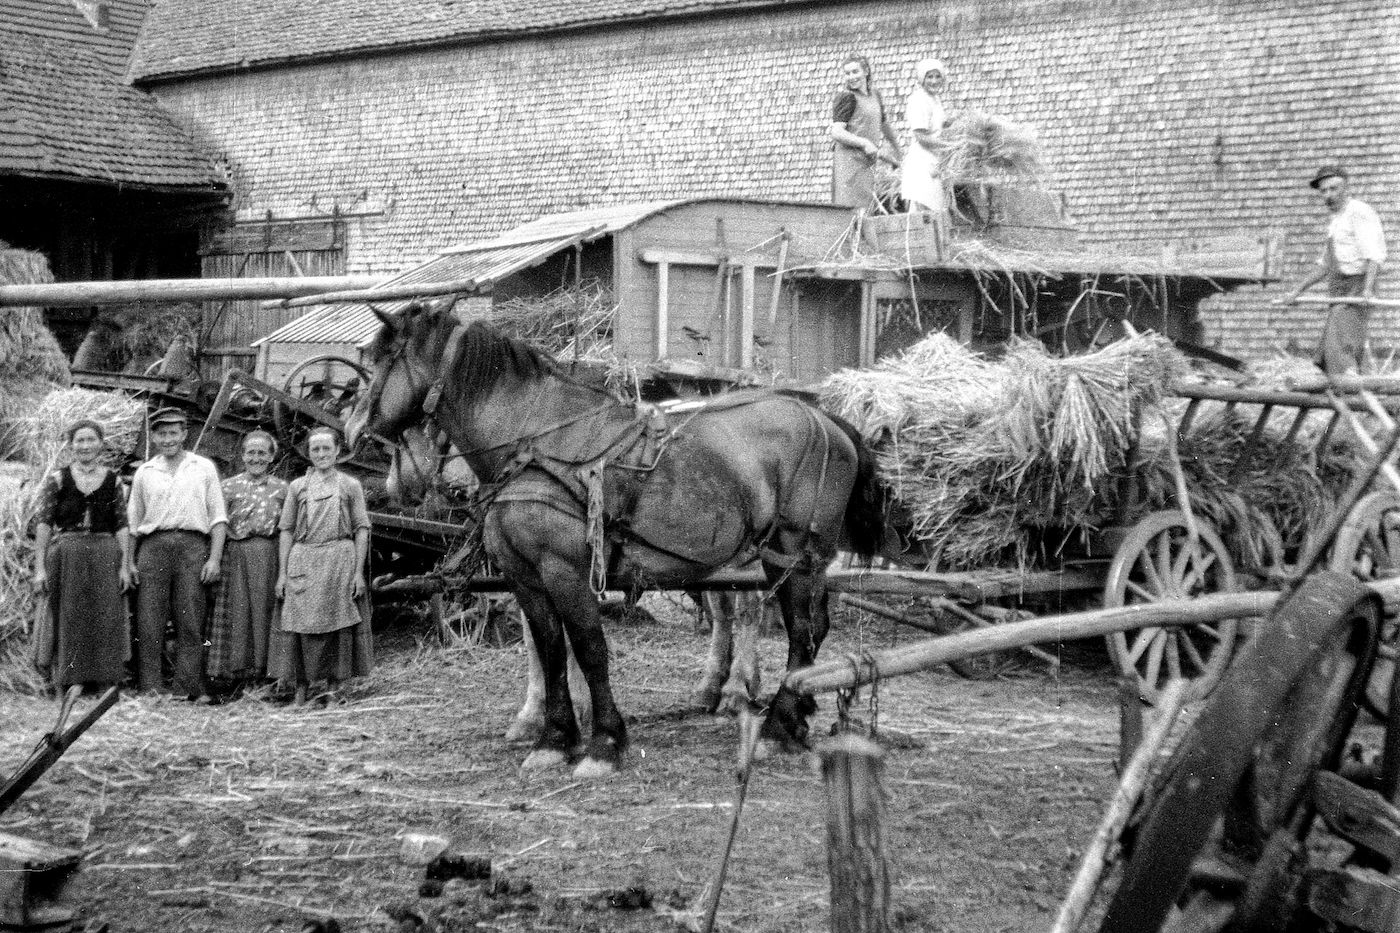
[{"x1": 256, "y1": 201, "x2": 686, "y2": 347}]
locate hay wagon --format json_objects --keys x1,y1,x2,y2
[{"x1": 790, "y1": 382, "x2": 1400, "y2": 933}]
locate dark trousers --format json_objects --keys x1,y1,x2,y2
[{"x1": 134, "y1": 530, "x2": 209, "y2": 696}]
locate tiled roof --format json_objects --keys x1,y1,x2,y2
[
  {"x1": 255, "y1": 201, "x2": 686, "y2": 347},
  {"x1": 0, "y1": 28, "x2": 227, "y2": 190},
  {"x1": 129, "y1": 0, "x2": 806, "y2": 81},
  {"x1": 2, "y1": 0, "x2": 151, "y2": 74}
]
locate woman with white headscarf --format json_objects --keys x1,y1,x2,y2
[{"x1": 901, "y1": 58, "x2": 950, "y2": 214}]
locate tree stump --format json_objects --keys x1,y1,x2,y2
[{"x1": 821, "y1": 732, "x2": 892, "y2": 933}]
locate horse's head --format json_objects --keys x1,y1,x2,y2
[{"x1": 345, "y1": 300, "x2": 452, "y2": 449}]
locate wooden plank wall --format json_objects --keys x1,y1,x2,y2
[
  {"x1": 200, "y1": 219, "x2": 345, "y2": 377},
  {"x1": 614, "y1": 201, "x2": 862, "y2": 385}
]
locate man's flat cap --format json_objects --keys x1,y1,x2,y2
[
  {"x1": 149, "y1": 406, "x2": 189, "y2": 427},
  {"x1": 1309, "y1": 164, "x2": 1348, "y2": 189}
]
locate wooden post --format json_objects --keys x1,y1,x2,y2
[
  {"x1": 821, "y1": 732, "x2": 892, "y2": 933},
  {"x1": 739, "y1": 263, "x2": 756, "y2": 369},
  {"x1": 655, "y1": 261, "x2": 670, "y2": 360},
  {"x1": 766, "y1": 232, "x2": 790, "y2": 329},
  {"x1": 1052, "y1": 678, "x2": 1191, "y2": 933}
]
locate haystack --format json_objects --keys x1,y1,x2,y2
[{"x1": 0, "y1": 242, "x2": 71, "y2": 459}]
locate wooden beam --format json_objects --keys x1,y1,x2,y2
[
  {"x1": 786, "y1": 590, "x2": 1282, "y2": 695},
  {"x1": 269, "y1": 277, "x2": 489, "y2": 310},
  {"x1": 655, "y1": 261, "x2": 670, "y2": 360},
  {"x1": 638, "y1": 248, "x2": 779, "y2": 268},
  {"x1": 0, "y1": 277, "x2": 379, "y2": 307},
  {"x1": 739, "y1": 263, "x2": 755, "y2": 369}
]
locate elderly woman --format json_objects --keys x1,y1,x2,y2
[
  {"x1": 901, "y1": 58, "x2": 951, "y2": 215},
  {"x1": 32, "y1": 420, "x2": 133, "y2": 691},
  {"x1": 830, "y1": 54, "x2": 902, "y2": 210},
  {"x1": 207, "y1": 430, "x2": 287, "y2": 691},
  {"x1": 271, "y1": 426, "x2": 373, "y2": 705}
]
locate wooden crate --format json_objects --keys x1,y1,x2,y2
[{"x1": 861, "y1": 212, "x2": 949, "y2": 264}]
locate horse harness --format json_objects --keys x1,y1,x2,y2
[
  {"x1": 481, "y1": 389, "x2": 834, "y2": 596},
  {"x1": 385, "y1": 317, "x2": 841, "y2": 594}
]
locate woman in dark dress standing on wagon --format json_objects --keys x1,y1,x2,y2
[
  {"x1": 32, "y1": 420, "x2": 134, "y2": 690},
  {"x1": 830, "y1": 54, "x2": 902, "y2": 209}
]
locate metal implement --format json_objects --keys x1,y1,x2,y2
[{"x1": 0, "y1": 686, "x2": 119, "y2": 932}]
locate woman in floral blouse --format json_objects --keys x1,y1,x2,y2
[
  {"x1": 207, "y1": 430, "x2": 287, "y2": 688},
  {"x1": 32, "y1": 420, "x2": 133, "y2": 690}
]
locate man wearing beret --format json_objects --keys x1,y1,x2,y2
[
  {"x1": 127, "y1": 407, "x2": 228, "y2": 700},
  {"x1": 1284, "y1": 165, "x2": 1388, "y2": 374}
]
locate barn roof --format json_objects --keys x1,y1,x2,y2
[
  {"x1": 254, "y1": 201, "x2": 687, "y2": 348},
  {"x1": 129, "y1": 0, "x2": 804, "y2": 81},
  {"x1": 2, "y1": 0, "x2": 152, "y2": 74},
  {"x1": 0, "y1": 27, "x2": 227, "y2": 191}
]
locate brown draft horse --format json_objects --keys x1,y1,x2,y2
[{"x1": 346, "y1": 302, "x2": 890, "y2": 778}]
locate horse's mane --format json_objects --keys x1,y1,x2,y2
[{"x1": 453, "y1": 320, "x2": 557, "y2": 400}]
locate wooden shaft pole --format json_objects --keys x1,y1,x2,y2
[
  {"x1": 0, "y1": 277, "x2": 378, "y2": 307},
  {"x1": 1286, "y1": 296, "x2": 1400, "y2": 309},
  {"x1": 786, "y1": 591, "x2": 1280, "y2": 695},
  {"x1": 1051, "y1": 678, "x2": 1192, "y2": 933},
  {"x1": 1290, "y1": 374, "x2": 1400, "y2": 395},
  {"x1": 268, "y1": 276, "x2": 490, "y2": 309},
  {"x1": 821, "y1": 732, "x2": 892, "y2": 933}
]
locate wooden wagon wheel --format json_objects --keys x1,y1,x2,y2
[
  {"x1": 1329, "y1": 490, "x2": 1400, "y2": 719},
  {"x1": 1103, "y1": 510, "x2": 1239, "y2": 704},
  {"x1": 273, "y1": 354, "x2": 371, "y2": 462},
  {"x1": 1096, "y1": 572, "x2": 1380, "y2": 933}
]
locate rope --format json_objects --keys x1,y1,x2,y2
[{"x1": 581, "y1": 459, "x2": 608, "y2": 596}]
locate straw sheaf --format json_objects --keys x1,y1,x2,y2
[
  {"x1": 940, "y1": 110, "x2": 1045, "y2": 182},
  {"x1": 822, "y1": 330, "x2": 1185, "y2": 570}
]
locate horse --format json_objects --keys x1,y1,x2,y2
[{"x1": 346, "y1": 302, "x2": 891, "y2": 778}]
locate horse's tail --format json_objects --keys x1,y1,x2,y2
[{"x1": 822, "y1": 411, "x2": 893, "y2": 562}]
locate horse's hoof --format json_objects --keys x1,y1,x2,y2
[
  {"x1": 520, "y1": 748, "x2": 568, "y2": 772},
  {"x1": 688, "y1": 687, "x2": 721, "y2": 714},
  {"x1": 572, "y1": 756, "x2": 619, "y2": 779},
  {"x1": 505, "y1": 717, "x2": 543, "y2": 745}
]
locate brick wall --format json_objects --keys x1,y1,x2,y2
[{"x1": 145, "y1": 0, "x2": 1400, "y2": 360}]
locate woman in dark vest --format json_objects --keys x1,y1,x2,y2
[
  {"x1": 830, "y1": 54, "x2": 902, "y2": 209},
  {"x1": 32, "y1": 420, "x2": 134, "y2": 691}
]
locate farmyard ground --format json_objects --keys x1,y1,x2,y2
[{"x1": 0, "y1": 598, "x2": 1122, "y2": 932}]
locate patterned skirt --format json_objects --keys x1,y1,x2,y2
[{"x1": 207, "y1": 535, "x2": 278, "y2": 680}]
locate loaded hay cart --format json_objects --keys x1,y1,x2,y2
[{"x1": 786, "y1": 378, "x2": 1400, "y2": 933}]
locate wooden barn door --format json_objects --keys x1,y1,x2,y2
[{"x1": 199, "y1": 219, "x2": 345, "y2": 378}]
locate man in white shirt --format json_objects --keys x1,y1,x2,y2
[
  {"x1": 1285, "y1": 165, "x2": 1387, "y2": 374},
  {"x1": 127, "y1": 407, "x2": 228, "y2": 699}
]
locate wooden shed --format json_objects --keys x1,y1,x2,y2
[{"x1": 253, "y1": 195, "x2": 1271, "y2": 389}]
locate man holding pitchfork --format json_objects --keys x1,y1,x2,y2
[{"x1": 1281, "y1": 165, "x2": 1387, "y2": 375}]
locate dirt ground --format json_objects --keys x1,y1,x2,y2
[{"x1": 0, "y1": 597, "x2": 1124, "y2": 933}]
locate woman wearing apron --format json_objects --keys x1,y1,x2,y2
[{"x1": 830, "y1": 54, "x2": 901, "y2": 209}]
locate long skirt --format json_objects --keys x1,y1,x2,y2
[
  {"x1": 206, "y1": 536, "x2": 278, "y2": 680},
  {"x1": 42, "y1": 533, "x2": 129, "y2": 688},
  {"x1": 268, "y1": 539, "x2": 373, "y2": 685}
]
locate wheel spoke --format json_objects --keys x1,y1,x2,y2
[
  {"x1": 1138, "y1": 545, "x2": 1167, "y2": 596},
  {"x1": 1127, "y1": 580, "x2": 1158, "y2": 603},
  {"x1": 1128, "y1": 627, "x2": 1159, "y2": 664},
  {"x1": 1142, "y1": 632, "x2": 1166, "y2": 690},
  {"x1": 1180, "y1": 549, "x2": 1217, "y2": 596},
  {"x1": 1166, "y1": 631, "x2": 1183, "y2": 681}
]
